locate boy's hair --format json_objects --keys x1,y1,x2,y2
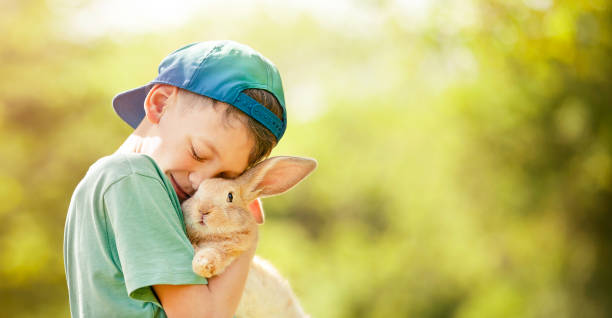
[{"x1": 177, "y1": 88, "x2": 283, "y2": 169}]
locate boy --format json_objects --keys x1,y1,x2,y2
[{"x1": 63, "y1": 40, "x2": 287, "y2": 317}]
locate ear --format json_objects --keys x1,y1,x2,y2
[
  {"x1": 144, "y1": 84, "x2": 178, "y2": 124},
  {"x1": 248, "y1": 198, "x2": 265, "y2": 225},
  {"x1": 240, "y1": 156, "x2": 317, "y2": 202}
]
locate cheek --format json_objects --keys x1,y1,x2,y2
[
  {"x1": 174, "y1": 153, "x2": 195, "y2": 171},
  {"x1": 182, "y1": 202, "x2": 201, "y2": 236},
  {"x1": 161, "y1": 144, "x2": 196, "y2": 172}
]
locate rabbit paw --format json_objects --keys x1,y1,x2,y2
[{"x1": 193, "y1": 255, "x2": 217, "y2": 278}]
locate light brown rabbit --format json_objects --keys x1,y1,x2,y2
[{"x1": 181, "y1": 156, "x2": 316, "y2": 318}]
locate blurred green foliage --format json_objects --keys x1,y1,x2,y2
[{"x1": 1, "y1": 0, "x2": 611, "y2": 317}]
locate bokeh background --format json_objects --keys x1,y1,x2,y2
[{"x1": 1, "y1": 0, "x2": 611, "y2": 317}]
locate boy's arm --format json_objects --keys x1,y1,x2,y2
[{"x1": 153, "y1": 228, "x2": 258, "y2": 318}]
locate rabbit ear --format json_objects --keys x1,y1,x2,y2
[
  {"x1": 240, "y1": 156, "x2": 317, "y2": 202},
  {"x1": 248, "y1": 198, "x2": 265, "y2": 225}
]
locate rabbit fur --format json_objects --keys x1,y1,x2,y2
[{"x1": 181, "y1": 156, "x2": 316, "y2": 318}]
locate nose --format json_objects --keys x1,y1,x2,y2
[
  {"x1": 188, "y1": 162, "x2": 223, "y2": 190},
  {"x1": 188, "y1": 171, "x2": 208, "y2": 191}
]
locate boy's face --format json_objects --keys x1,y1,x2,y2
[{"x1": 143, "y1": 85, "x2": 254, "y2": 202}]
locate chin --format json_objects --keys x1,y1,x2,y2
[{"x1": 185, "y1": 221, "x2": 206, "y2": 240}]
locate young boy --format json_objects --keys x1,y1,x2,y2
[{"x1": 63, "y1": 40, "x2": 287, "y2": 317}]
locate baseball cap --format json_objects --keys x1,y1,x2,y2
[{"x1": 112, "y1": 40, "x2": 287, "y2": 141}]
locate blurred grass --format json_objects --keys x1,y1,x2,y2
[{"x1": 1, "y1": 0, "x2": 611, "y2": 317}]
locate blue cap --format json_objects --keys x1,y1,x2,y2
[{"x1": 112, "y1": 40, "x2": 287, "y2": 141}]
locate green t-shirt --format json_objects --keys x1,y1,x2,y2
[{"x1": 63, "y1": 152, "x2": 207, "y2": 317}]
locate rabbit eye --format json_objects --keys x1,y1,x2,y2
[{"x1": 227, "y1": 192, "x2": 233, "y2": 203}]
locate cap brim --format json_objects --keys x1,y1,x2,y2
[{"x1": 112, "y1": 84, "x2": 153, "y2": 129}]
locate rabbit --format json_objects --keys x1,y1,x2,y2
[{"x1": 181, "y1": 155, "x2": 317, "y2": 318}]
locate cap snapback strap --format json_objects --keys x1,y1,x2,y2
[{"x1": 234, "y1": 93, "x2": 286, "y2": 141}]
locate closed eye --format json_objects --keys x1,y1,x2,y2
[{"x1": 191, "y1": 145, "x2": 205, "y2": 162}]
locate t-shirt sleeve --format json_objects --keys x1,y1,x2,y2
[{"x1": 103, "y1": 173, "x2": 207, "y2": 306}]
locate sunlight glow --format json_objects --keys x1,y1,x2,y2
[{"x1": 50, "y1": 0, "x2": 434, "y2": 40}]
